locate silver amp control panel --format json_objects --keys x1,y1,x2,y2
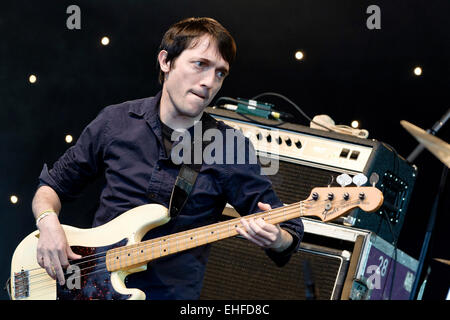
[{"x1": 213, "y1": 115, "x2": 373, "y2": 173}]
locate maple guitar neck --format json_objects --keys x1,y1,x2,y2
[
  {"x1": 105, "y1": 201, "x2": 302, "y2": 272},
  {"x1": 105, "y1": 185, "x2": 383, "y2": 272}
]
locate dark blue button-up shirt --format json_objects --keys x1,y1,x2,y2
[{"x1": 38, "y1": 91, "x2": 304, "y2": 299}]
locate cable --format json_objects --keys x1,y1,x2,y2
[
  {"x1": 215, "y1": 97, "x2": 272, "y2": 111},
  {"x1": 383, "y1": 210, "x2": 398, "y2": 300},
  {"x1": 214, "y1": 96, "x2": 287, "y2": 127},
  {"x1": 250, "y1": 92, "x2": 332, "y2": 131},
  {"x1": 380, "y1": 140, "x2": 401, "y2": 300},
  {"x1": 216, "y1": 92, "x2": 371, "y2": 138}
]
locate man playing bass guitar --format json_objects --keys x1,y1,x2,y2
[{"x1": 31, "y1": 17, "x2": 303, "y2": 300}]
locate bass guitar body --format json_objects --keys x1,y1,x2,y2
[{"x1": 10, "y1": 204, "x2": 170, "y2": 300}]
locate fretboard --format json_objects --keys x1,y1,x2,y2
[{"x1": 105, "y1": 201, "x2": 305, "y2": 272}]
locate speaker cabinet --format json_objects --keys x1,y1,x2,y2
[
  {"x1": 200, "y1": 236, "x2": 350, "y2": 300},
  {"x1": 200, "y1": 218, "x2": 419, "y2": 300}
]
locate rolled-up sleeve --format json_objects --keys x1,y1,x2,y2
[{"x1": 38, "y1": 108, "x2": 110, "y2": 201}]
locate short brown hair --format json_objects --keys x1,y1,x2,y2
[{"x1": 157, "y1": 17, "x2": 236, "y2": 84}]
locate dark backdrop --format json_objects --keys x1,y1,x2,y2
[{"x1": 1, "y1": 0, "x2": 449, "y2": 300}]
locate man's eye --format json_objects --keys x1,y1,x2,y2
[
  {"x1": 217, "y1": 71, "x2": 226, "y2": 79},
  {"x1": 194, "y1": 61, "x2": 204, "y2": 67}
]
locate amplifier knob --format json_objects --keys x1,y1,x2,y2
[
  {"x1": 266, "y1": 134, "x2": 272, "y2": 143},
  {"x1": 276, "y1": 136, "x2": 282, "y2": 145},
  {"x1": 295, "y1": 140, "x2": 302, "y2": 149},
  {"x1": 312, "y1": 192, "x2": 319, "y2": 201},
  {"x1": 285, "y1": 138, "x2": 292, "y2": 146}
]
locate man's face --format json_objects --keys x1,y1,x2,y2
[{"x1": 159, "y1": 34, "x2": 229, "y2": 119}]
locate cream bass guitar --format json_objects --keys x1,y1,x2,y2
[{"x1": 9, "y1": 186, "x2": 383, "y2": 300}]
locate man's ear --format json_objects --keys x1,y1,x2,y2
[{"x1": 158, "y1": 50, "x2": 171, "y2": 73}]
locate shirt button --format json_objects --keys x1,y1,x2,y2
[{"x1": 148, "y1": 193, "x2": 156, "y2": 199}]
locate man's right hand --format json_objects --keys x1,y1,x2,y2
[{"x1": 36, "y1": 214, "x2": 82, "y2": 286}]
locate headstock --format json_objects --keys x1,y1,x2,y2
[{"x1": 303, "y1": 186, "x2": 384, "y2": 222}]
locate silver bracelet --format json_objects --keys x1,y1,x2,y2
[{"x1": 36, "y1": 211, "x2": 57, "y2": 227}]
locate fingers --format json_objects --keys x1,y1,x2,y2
[
  {"x1": 37, "y1": 237, "x2": 76, "y2": 285},
  {"x1": 37, "y1": 248, "x2": 66, "y2": 285},
  {"x1": 67, "y1": 246, "x2": 82, "y2": 261},
  {"x1": 37, "y1": 252, "x2": 45, "y2": 268},
  {"x1": 42, "y1": 255, "x2": 56, "y2": 280},
  {"x1": 236, "y1": 221, "x2": 267, "y2": 247},
  {"x1": 39, "y1": 245, "x2": 81, "y2": 286},
  {"x1": 53, "y1": 251, "x2": 66, "y2": 285},
  {"x1": 237, "y1": 217, "x2": 280, "y2": 248},
  {"x1": 257, "y1": 202, "x2": 272, "y2": 211}
]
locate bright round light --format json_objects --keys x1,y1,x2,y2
[
  {"x1": 65, "y1": 135, "x2": 73, "y2": 143},
  {"x1": 101, "y1": 36, "x2": 110, "y2": 46},
  {"x1": 414, "y1": 67, "x2": 422, "y2": 76},
  {"x1": 29, "y1": 75, "x2": 37, "y2": 83},
  {"x1": 10, "y1": 195, "x2": 18, "y2": 204},
  {"x1": 351, "y1": 120, "x2": 360, "y2": 128},
  {"x1": 295, "y1": 51, "x2": 304, "y2": 60}
]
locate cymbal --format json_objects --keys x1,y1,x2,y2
[
  {"x1": 434, "y1": 258, "x2": 450, "y2": 266},
  {"x1": 401, "y1": 120, "x2": 450, "y2": 168}
]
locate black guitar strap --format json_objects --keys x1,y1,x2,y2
[{"x1": 168, "y1": 113, "x2": 219, "y2": 218}]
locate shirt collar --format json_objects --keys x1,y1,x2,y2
[{"x1": 127, "y1": 90, "x2": 162, "y2": 120}]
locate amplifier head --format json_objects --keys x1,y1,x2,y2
[{"x1": 207, "y1": 107, "x2": 417, "y2": 244}]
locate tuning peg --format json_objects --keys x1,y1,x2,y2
[
  {"x1": 327, "y1": 175, "x2": 335, "y2": 187},
  {"x1": 336, "y1": 174, "x2": 352, "y2": 187},
  {"x1": 369, "y1": 172, "x2": 380, "y2": 187},
  {"x1": 353, "y1": 173, "x2": 368, "y2": 187}
]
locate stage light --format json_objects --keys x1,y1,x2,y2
[
  {"x1": 65, "y1": 135, "x2": 73, "y2": 143},
  {"x1": 101, "y1": 36, "x2": 110, "y2": 46},
  {"x1": 414, "y1": 66, "x2": 422, "y2": 76},
  {"x1": 351, "y1": 120, "x2": 360, "y2": 128},
  {"x1": 295, "y1": 51, "x2": 304, "y2": 60},
  {"x1": 10, "y1": 195, "x2": 18, "y2": 204},
  {"x1": 29, "y1": 75, "x2": 37, "y2": 83}
]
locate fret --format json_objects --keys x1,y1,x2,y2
[
  {"x1": 151, "y1": 238, "x2": 154, "y2": 260},
  {"x1": 127, "y1": 247, "x2": 133, "y2": 267},
  {"x1": 300, "y1": 201, "x2": 304, "y2": 217}
]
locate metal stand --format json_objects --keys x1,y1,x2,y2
[
  {"x1": 409, "y1": 165, "x2": 448, "y2": 299},
  {"x1": 407, "y1": 108, "x2": 450, "y2": 300}
]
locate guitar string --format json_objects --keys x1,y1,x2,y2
[
  {"x1": 14, "y1": 202, "x2": 304, "y2": 296},
  {"x1": 29, "y1": 191, "x2": 362, "y2": 276},
  {"x1": 15, "y1": 200, "x2": 364, "y2": 297},
  {"x1": 19, "y1": 203, "x2": 302, "y2": 287},
  {"x1": 23, "y1": 196, "x2": 334, "y2": 283},
  {"x1": 14, "y1": 198, "x2": 366, "y2": 296},
  {"x1": 14, "y1": 196, "x2": 368, "y2": 299},
  {"x1": 15, "y1": 200, "x2": 313, "y2": 293},
  {"x1": 23, "y1": 199, "x2": 309, "y2": 277}
]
